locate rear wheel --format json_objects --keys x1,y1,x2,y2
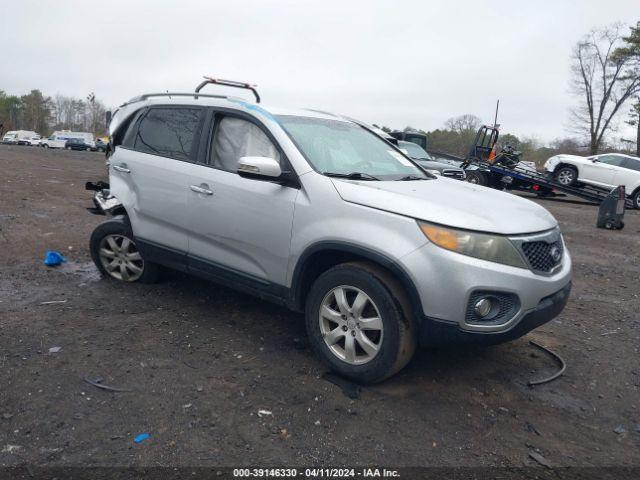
[
  {"x1": 90, "y1": 217, "x2": 160, "y2": 283},
  {"x1": 631, "y1": 189, "x2": 640, "y2": 210},
  {"x1": 305, "y1": 261, "x2": 416, "y2": 383},
  {"x1": 554, "y1": 166, "x2": 577, "y2": 186},
  {"x1": 466, "y1": 170, "x2": 489, "y2": 186}
]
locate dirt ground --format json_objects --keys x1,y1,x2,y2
[{"x1": 1, "y1": 145, "x2": 639, "y2": 471}]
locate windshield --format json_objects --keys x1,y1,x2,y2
[
  {"x1": 277, "y1": 116, "x2": 428, "y2": 180},
  {"x1": 399, "y1": 141, "x2": 432, "y2": 160}
]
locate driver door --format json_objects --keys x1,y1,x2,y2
[
  {"x1": 186, "y1": 112, "x2": 299, "y2": 288},
  {"x1": 582, "y1": 154, "x2": 618, "y2": 187}
]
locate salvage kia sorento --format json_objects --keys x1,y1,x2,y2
[{"x1": 88, "y1": 78, "x2": 572, "y2": 383}]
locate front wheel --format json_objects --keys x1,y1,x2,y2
[
  {"x1": 305, "y1": 262, "x2": 416, "y2": 383},
  {"x1": 554, "y1": 166, "x2": 577, "y2": 186},
  {"x1": 466, "y1": 170, "x2": 489, "y2": 186},
  {"x1": 90, "y1": 217, "x2": 160, "y2": 283}
]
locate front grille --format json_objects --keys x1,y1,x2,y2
[
  {"x1": 442, "y1": 169, "x2": 465, "y2": 179},
  {"x1": 521, "y1": 239, "x2": 564, "y2": 273},
  {"x1": 465, "y1": 291, "x2": 520, "y2": 325}
]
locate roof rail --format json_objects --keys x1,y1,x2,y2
[
  {"x1": 120, "y1": 92, "x2": 228, "y2": 107},
  {"x1": 195, "y1": 77, "x2": 260, "y2": 103}
]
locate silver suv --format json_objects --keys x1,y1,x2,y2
[{"x1": 88, "y1": 79, "x2": 572, "y2": 383}]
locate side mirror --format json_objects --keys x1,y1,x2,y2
[{"x1": 237, "y1": 156, "x2": 282, "y2": 180}]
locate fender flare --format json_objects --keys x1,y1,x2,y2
[{"x1": 289, "y1": 241, "x2": 423, "y2": 318}]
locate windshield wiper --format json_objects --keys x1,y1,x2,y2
[
  {"x1": 324, "y1": 172, "x2": 380, "y2": 181},
  {"x1": 397, "y1": 174, "x2": 429, "y2": 181}
]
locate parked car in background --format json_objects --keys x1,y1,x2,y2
[
  {"x1": 544, "y1": 153, "x2": 640, "y2": 208},
  {"x1": 95, "y1": 137, "x2": 108, "y2": 152},
  {"x1": 28, "y1": 134, "x2": 41, "y2": 146},
  {"x1": 41, "y1": 131, "x2": 95, "y2": 149},
  {"x1": 65, "y1": 138, "x2": 93, "y2": 151},
  {"x1": 87, "y1": 85, "x2": 572, "y2": 382},
  {"x1": 2, "y1": 131, "x2": 18, "y2": 144},
  {"x1": 398, "y1": 140, "x2": 466, "y2": 180}
]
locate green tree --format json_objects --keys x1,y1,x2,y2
[
  {"x1": 0, "y1": 90, "x2": 23, "y2": 132},
  {"x1": 20, "y1": 89, "x2": 53, "y2": 133}
]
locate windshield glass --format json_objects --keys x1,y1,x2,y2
[
  {"x1": 277, "y1": 116, "x2": 428, "y2": 180},
  {"x1": 399, "y1": 141, "x2": 432, "y2": 160}
]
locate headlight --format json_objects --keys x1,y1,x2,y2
[
  {"x1": 425, "y1": 169, "x2": 441, "y2": 176},
  {"x1": 418, "y1": 221, "x2": 527, "y2": 268}
]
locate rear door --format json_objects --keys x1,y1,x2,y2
[
  {"x1": 186, "y1": 111, "x2": 298, "y2": 289},
  {"x1": 614, "y1": 156, "x2": 640, "y2": 190},
  {"x1": 109, "y1": 105, "x2": 205, "y2": 267}
]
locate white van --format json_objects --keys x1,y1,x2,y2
[
  {"x1": 15, "y1": 131, "x2": 39, "y2": 145},
  {"x1": 41, "y1": 131, "x2": 95, "y2": 149},
  {"x1": 2, "y1": 131, "x2": 18, "y2": 144}
]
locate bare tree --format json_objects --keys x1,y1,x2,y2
[
  {"x1": 445, "y1": 114, "x2": 482, "y2": 135},
  {"x1": 569, "y1": 24, "x2": 640, "y2": 154}
]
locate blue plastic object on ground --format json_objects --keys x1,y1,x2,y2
[
  {"x1": 134, "y1": 433, "x2": 150, "y2": 443},
  {"x1": 43, "y1": 251, "x2": 66, "y2": 267}
]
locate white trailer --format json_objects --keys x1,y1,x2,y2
[{"x1": 41, "y1": 131, "x2": 95, "y2": 149}]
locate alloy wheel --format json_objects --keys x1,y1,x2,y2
[
  {"x1": 319, "y1": 286, "x2": 383, "y2": 365},
  {"x1": 98, "y1": 234, "x2": 144, "y2": 281},
  {"x1": 557, "y1": 169, "x2": 574, "y2": 185}
]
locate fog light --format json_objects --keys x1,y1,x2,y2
[{"x1": 474, "y1": 298, "x2": 492, "y2": 318}]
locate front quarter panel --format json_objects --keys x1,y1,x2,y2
[{"x1": 287, "y1": 172, "x2": 428, "y2": 287}]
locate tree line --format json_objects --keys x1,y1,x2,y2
[{"x1": 0, "y1": 89, "x2": 108, "y2": 136}]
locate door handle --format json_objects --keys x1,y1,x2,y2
[
  {"x1": 190, "y1": 185, "x2": 214, "y2": 196},
  {"x1": 113, "y1": 165, "x2": 130, "y2": 173}
]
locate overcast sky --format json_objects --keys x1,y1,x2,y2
[{"x1": 2, "y1": 0, "x2": 638, "y2": 143}]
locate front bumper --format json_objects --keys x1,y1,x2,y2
[
  {"x1": 398, "y1": 235, "x2": 572, "y2": 335},
  {"x1": 417, "y1": 282, "x2": 571, "y2": 346}
]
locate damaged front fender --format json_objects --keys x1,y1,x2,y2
[{"x1": 85, "y1": 181, "x2": 125, "y2": 216}]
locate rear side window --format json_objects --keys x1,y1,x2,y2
[
  {"x1": 134, "y1": 107, "x2": 204, "y2": 161},
  {"x1": 623, "y1": 158, "x2": 640, "y2": 172}
]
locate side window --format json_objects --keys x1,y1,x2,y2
[
  {"x1": 133, "y1": 107, "x2": 203, "y2": 161},
  {"x1": 597, "y1": 155, "x2": 625, "y2": 167},
  {"x1": 623, "y1": 158, "x2": 640, "y2": 172},
  {"x1": 210, "y1": 116, "x2": 281, "y2": 172}
]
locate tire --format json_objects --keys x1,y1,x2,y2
[
  {"x1": 89, "y1": 217, "x2": 160, "y2": 283},
  {"x1": 305, "y1": 261, "x2": 416, "y2": 384},
  {"x1": 554, "y1": 166, "x2": 578, "y2": 186},
  {"x1": 632, "y1": 189, "x2": 640, "y2": 210},
  {"x1": 86, "y1": 147, "x2": 91, "y2": 152},
  {"x1": 466, "y1": 170, "x2": 488, "y2": 186},
  {"x1": 44, "y1": 144, "x2": 49, "y2": 148},
  {"x1": 66, "y1": 146, "x2": 71, "y2": 150}
]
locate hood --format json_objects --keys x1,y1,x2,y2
[
  {"x1": 332, "y1": 178, "x2": 557, "y2": 235},
  {"x1": 546, "y1": 154, "x2": 584, "y2": 165},
  {"x1": 415, "y1": 159, "x2": 462, "y2": 171}
]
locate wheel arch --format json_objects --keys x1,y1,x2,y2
[
  {"x1": 288, "y1": 242, "x2": 423, "y2": 319},
  {"x1": 554, "y1": 162, "x2": 579, "y2": 174}
]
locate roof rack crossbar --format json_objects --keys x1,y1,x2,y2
[{"x1": 195, "y1": 76, "x2": 260, "y2": 103}]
